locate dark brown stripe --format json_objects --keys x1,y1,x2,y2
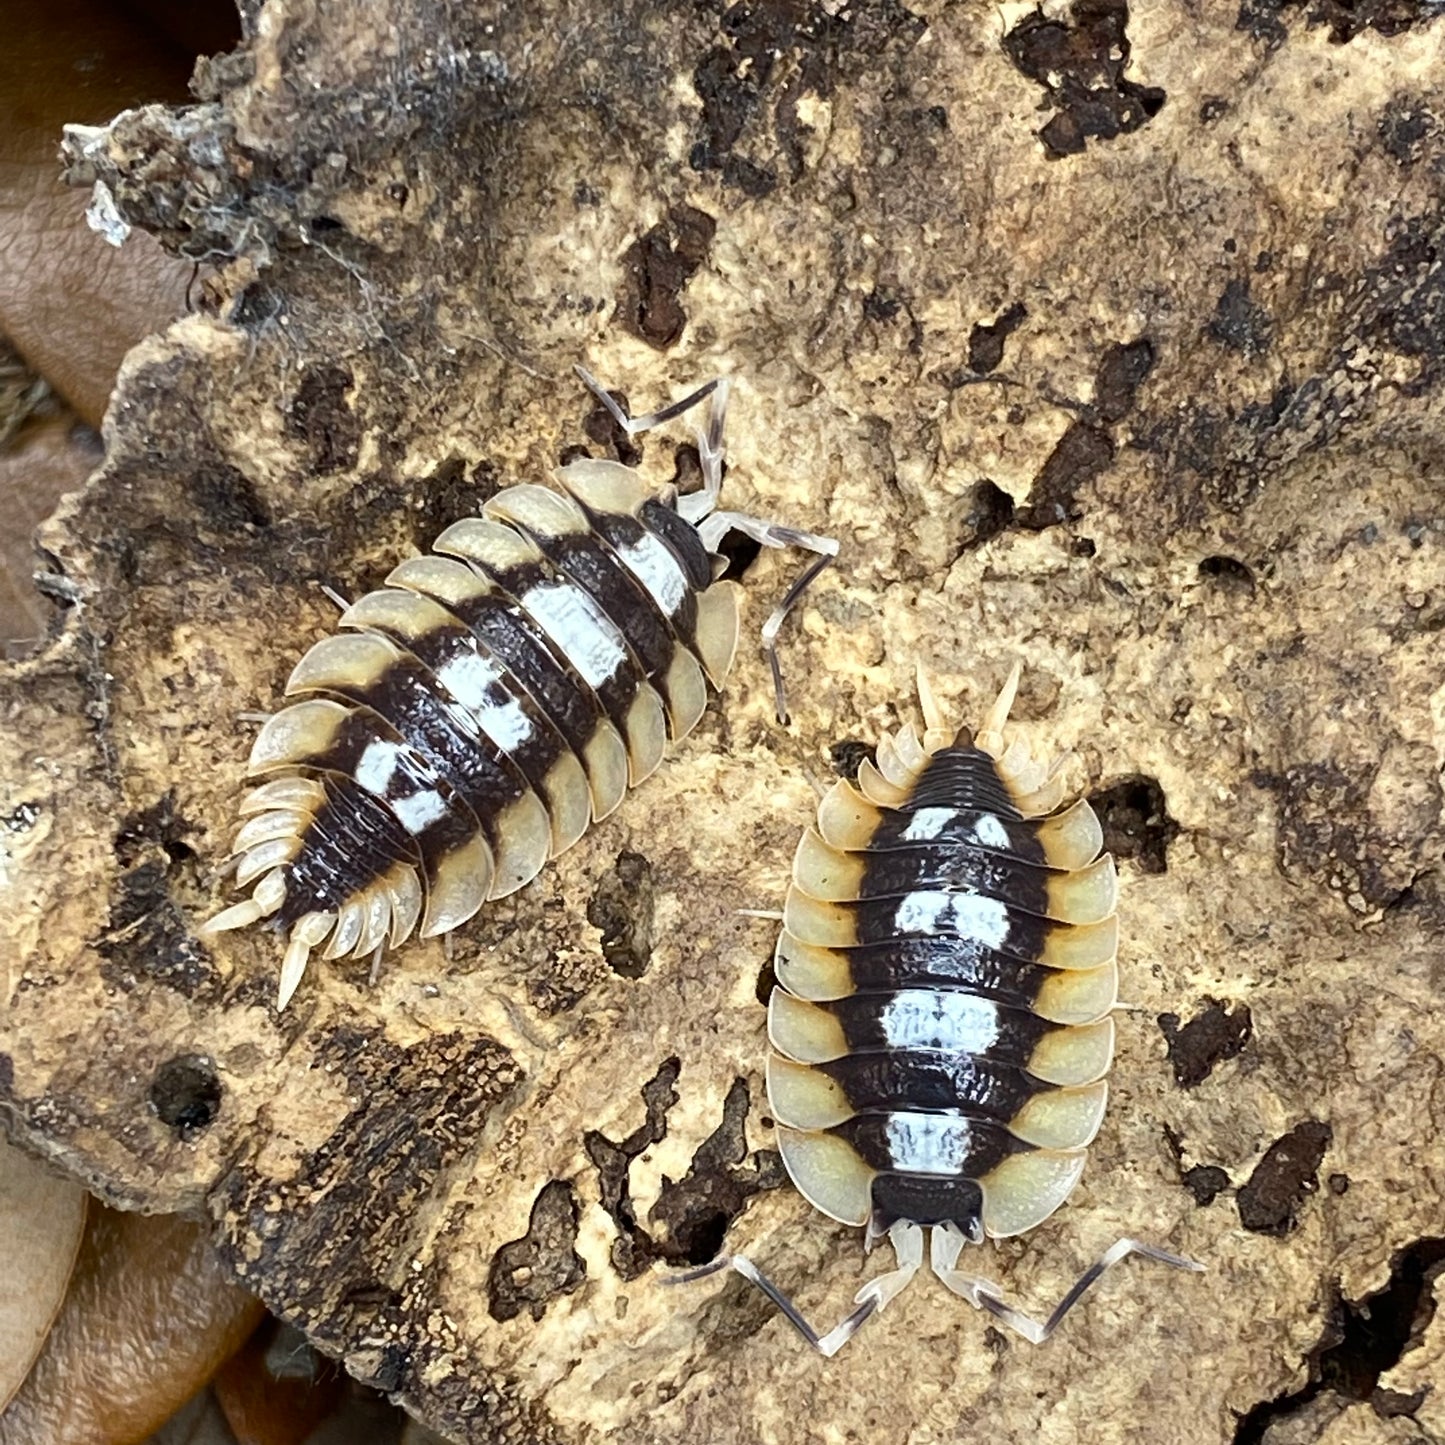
[
  {"x1": 864, "y1": 808, "x2": 1050, "y2": 861},
  {"x1": 899, "y1": 746, "x2": 1021, "y2": 816},
  {"x1": 465, "y1": 555, "x2": 645, "y2": 732},
  {"x1": 830, "y1": 1112, "x2": 1023, "y2": 1176},
  {"x1": 518, "y1": 525, "x2": 678, "y2": 678},
  {"x1": 407, "y1": 578, "x2": 610, "y2": 759},
  {"x1": 827, "y1": 938, "x2": 1055, "y2": 1007},
  {"x1": 854, "y1": 843, "x2": 1053, "y2": 913},
  {"x1": 576, "y1": 507, "x2": 700, "y2": 642},
  {"x1": 639, "y1": 497, "x2": 713, "y2": 591},
  {"x1": 870, "y1": 1173, "x2": 984, "y2": 1234},
  {"x1": 317, "y1": 706, "x2": 481, "y2": 863},
  {"x1": 328, "y1": 659, "x2": 529, "y2": 852},
  {"x1": 816, "y1": 1051, "x2": 1044, "y2": 1124},
  {"x1": 277, "y1": 777, "x2": 419, "y2": 929}
]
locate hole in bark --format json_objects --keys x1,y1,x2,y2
[
  {"x1": 967, "y1": 301, "x2": 1027, "y2": 374},
  {"x1": 1094, "y1": 337, "x2": 1156, "y2": 421},
  {"x1": 585, "y1": 1066, "x2": 787, "y2": 1277},
  {"x1": 1233, "y1": 1237, "x2": 1445, "y2": 1441},
  {"x1": 714, "y1": 530, "x2": 763, "y2": 581},
  {"x1": 584, "y1": 1060, "x2": 680, "y2": 1280},
  {"x1": 1182, "y1": 1165, "x2": 1232, "y2": 1206},
  {"x1": 1199, "y1": 554, "x2": 1256, "y2": 592},
  {"x1": 102, "y1": 796, "x2": 217, "y2": 998},
  {"x1": 1003, "y1": 0, "x2": 1166, "y2": 158},
  {"x1": 1015, "y1": 421, "x2": 1114, "y2": 530},
  {"x1": 1236, "y1": 1120, "x2": 1333, "y2": 1236},
  {"x1": 587, "y1": 850, "x2": 655, "y2": 980},
  {"x1": 648, "y1": 1078, "x2": 787, "y2": 1267},
  {"x1": 150, "y1": 1054, "x2": 222, "y2": 1135},
  {"x1": 956, "y1": 479, "x2": 1015, "y2": 552},
  {"x1": 583, "y1": 386, "x2": 642, "y2": 468},
  {"x1": 284, "y1": 364, "x2": 359, "y2": 474},
  {"x1": 618, "y1": 206, "x2": 718, "y2": 349},
  {"x1": 1088, "y1": 775, "x2": 1178, "y2": 873},
  {"x1": 486, "y1": 1180, "x2": 586, "y2": 1323},
  {"x1": 755, "y1": 957, "x2": 778, "y2": 1006},
  {"x1": 1163, "y1": 1125, "x2": 1233, "y2": 1206},
  {"x1": 829, "y1": 739, "x2": 875, "y2": 780}
]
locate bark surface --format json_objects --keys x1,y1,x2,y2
[{"x1": 4, "y1": 2, "x2": 1444, "y2": 1441}]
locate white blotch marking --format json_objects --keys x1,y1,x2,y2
[
  {"x1": 355, "y1": 737, "x2": 450, "y2": 834},
  {"x1": 892, "y1": 891, "x2": 1010, "y2": 948},
  {"x1": 354, "y1": 737, "x2": 402, "y2": 795},
  {"x1": 521, "y1": 582, "x2": 628, "y2": 689},
  {"x1": 437, "y1": 654, "x2": 533, "y2": 752},
  {"x1": 616, "y1": 532, "x2": 689, "y2": 616},
  {"x1": 885, "y1": 1112, "x2": 973, "y2": 1175},
  {"x1": 475, "y1": 696, "x2": 533, "y2": 753},
  {"x1": 972, "y1": 814, "x2": 1010, "y2": 850},
  {"x1": 901, "y1": 807, "x2": 954, "y2": 842},
  {"x1": 950, "y1": 893, "x2": 1010, "y2": 948},
  {"x1": 436, "y1": 651, "x2": 503, "y2": 712},
  {"x1": 390, "y1": 788, "x2": 449, "y2": 833},
  {"x1": 894, "y1": 891, "x2": 951, "y2": 932},
  {"x1": 879, "y1": 990, "x2": 1000, "y2": 1053}
]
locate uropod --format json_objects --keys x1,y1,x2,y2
[
  {"x1": 202, "y1": 370, "x2": 836, "y2": 1008},
  {"x1": 679, "y1": 667, "x2": 1202, "y2": 1354}
]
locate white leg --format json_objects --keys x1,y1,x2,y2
[
  {"x1": 930, "y1": 1226, "x2": 1205, "y2": 1346},
  {"x1": 664, "y1": 1221, "x2": 924, "y2": 1358},
  {"x1": 694, "y1": 512, "x2": 838, "y2": 725}
]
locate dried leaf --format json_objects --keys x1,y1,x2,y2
[
  {"x1": 0, "y1": 1208, "x2": 264, "y2": 1445},
  {"x1": 0, "y1": 1138, "x2": 87, "y2": 1412}
]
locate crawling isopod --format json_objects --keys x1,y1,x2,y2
[
  {"x1": 202, "y1": 370, "x2": 836, "y2": 1008},
  {"x1": 679, "y1": 666, "x2": 1202, "y2": 1353}
]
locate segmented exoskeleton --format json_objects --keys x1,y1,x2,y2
[
  {"x1": 679, "y1": 667, "x2": 1201, "y2": 1353},
  {"x1": 203, "y1": 370, "x2": 836, "y2": 1008}
]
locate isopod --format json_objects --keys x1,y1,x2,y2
[
  {"x1": 679, "y1": 666, "x2": 1202, "y2": 1353},
  {"x1": 202, "y1": 369, "x2": 836, "y2": 1009}
]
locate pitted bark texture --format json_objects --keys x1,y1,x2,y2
[{"x1": 4, "y1": 3, "x2": 1445, "y2": 1443}]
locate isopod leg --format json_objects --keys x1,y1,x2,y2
[
  {"x1": 694, "y1": 512, "x2": 838, "y2": 725},
  {"x1": 929, "y1": 1225, "x2": 1204, "y2": 1345},
  {"x1": 665, "y1": 1221, "x2": 923, "y2": 1358}
]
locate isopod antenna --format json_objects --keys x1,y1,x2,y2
[
  {"x1": 666, "y1": 1221, "x2": 1203, "y2": 1356},
  {"x1": 665, "y1": 1221, "x2": 926, "y2": 1359},
  {"x1": 927, "y1": 1224, "x2": 1205, "y2": 1346},
  {"x1": 574, "y1": 365, "x2": 837, "y2": 725}
]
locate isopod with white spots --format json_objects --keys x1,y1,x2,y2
[
  {"x1": 202, "y1": 370, "x2": 836, "y2": 1009},
  {"x1": 675, "y1": 666, "x2": 1203, "y2": 1354}
]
